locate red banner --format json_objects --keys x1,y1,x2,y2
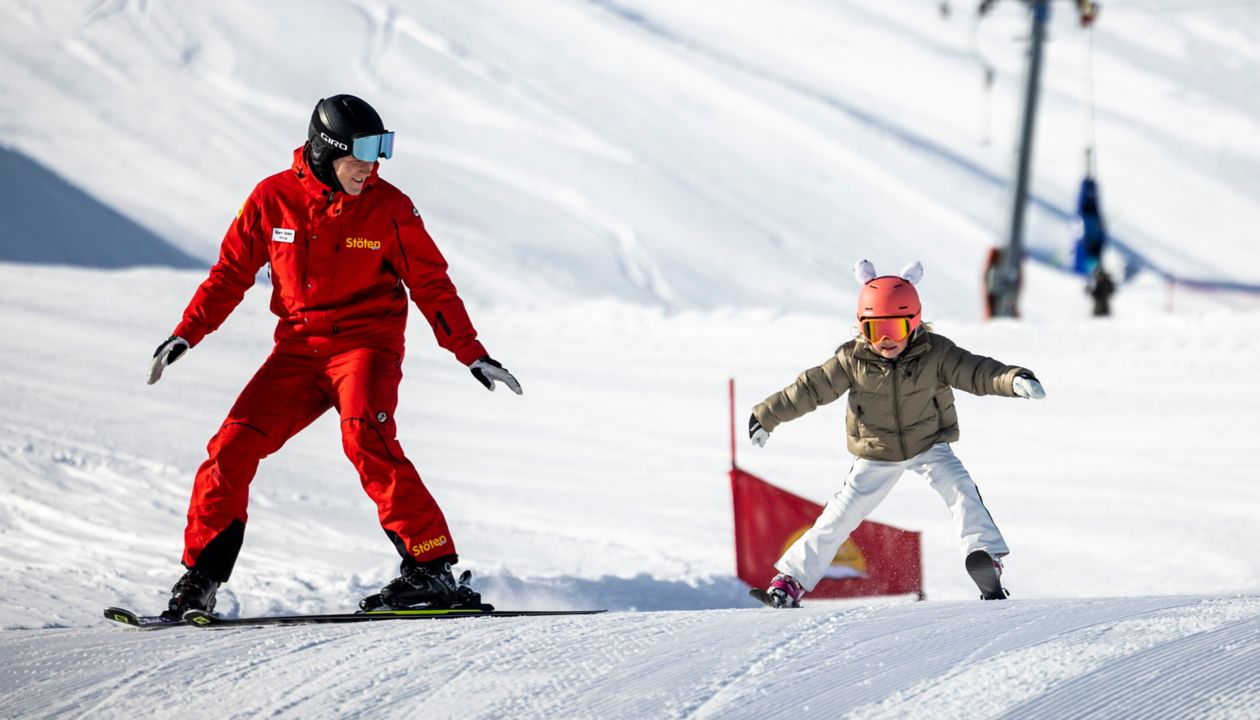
[{"x1": 731, "y1": 467, "x2": 923, "y2": 599}]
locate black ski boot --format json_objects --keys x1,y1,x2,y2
[
  {"x1": 160, "y1": 567, "x2": 220, "y2": 620},
  {"x1": 360, "y1": 559, "x2": 492, "y2": 612},
  {"x1": 966, "y1": 550, "x2": 1009, "y2": 600}
]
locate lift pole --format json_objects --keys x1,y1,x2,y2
[{"x1": 991, "y1": 0, "x2": 1051, "y2": 318}]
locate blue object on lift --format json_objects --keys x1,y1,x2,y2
[{"x1": 1071, "y1": 176, "x2": 1107, "y2": 275}]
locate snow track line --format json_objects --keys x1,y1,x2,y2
[
  {"x1": 679, "y1": 610, "x2": 850, "y2": 719},
  {"x1": 721, "y1": 597, "x2": 1209, "y2": 715},
  {"x1": 42, "y1": 630, "x2": 206, "y2": 718},
  {"x1": 1002, "y1": 612, "x2": 1260, "y2": 719}
]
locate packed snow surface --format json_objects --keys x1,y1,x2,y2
[
  {"x1": 3, "y1": 265, "x2": 1258, "y2": 718},
  {"x1": 5, "y1": 596, "x2": 1260, "y2": 719},
  {"x1": 2, "y1": 0, "x2": 1259, "y2": 718}
]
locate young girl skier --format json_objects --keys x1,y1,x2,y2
[{"x1": 748, "y1": 260, "x2": 1045, "y2": 606}]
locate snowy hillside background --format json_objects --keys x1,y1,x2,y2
[{"x1": 1, "y1": 1, "x2": 1258, "y2": 718}]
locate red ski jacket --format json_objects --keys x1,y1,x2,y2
[{"x1": 174, "y1": 148, "x2": 487, "y2": 364}]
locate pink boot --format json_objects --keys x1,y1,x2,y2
[{"x1": 767, "y1": 574, "x2": 805, "y2": 608}]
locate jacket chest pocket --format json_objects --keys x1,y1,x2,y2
[
  {"x1": 266, "y1": 224, "x2": 303, "y2": 290},
  {"x1": 305, "y1": 217, "x2": 342, "y2": 280},
  {"x1": 846, "y1": 398, "x2": 866, "y2": 438}
]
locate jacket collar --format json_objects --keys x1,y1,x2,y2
[
  {"x1": 290, "y1": 146, "x2": 380, "y2": 210},
  {"x1": 853, "y1": 329, "x2": 933, "y2": 363}
]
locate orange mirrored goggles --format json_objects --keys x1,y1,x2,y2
[{"x1": 861, "y1": 316, "x2": 913, "y2": 343}]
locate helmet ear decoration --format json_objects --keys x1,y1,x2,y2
[
  {"x1": 899, "y1": 261, "x2": 924, "y2": 286},
  {"x1": 854, "y1": 259, "x2": 878, "y2": 286}
]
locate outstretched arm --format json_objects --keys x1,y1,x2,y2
[
  {"x1": 172, "y1": 194, "x2": 267, "y2": 347},
  {"x1": 151, "y1": 194, "x2": 266, "y2": 385},
  {"x1": 939, "y1": 340, "x2": 1039, "y2": 398},
  {"x1": 387, "y1": 204, "x2": 487, "y2": 365},
  {"x1": 752, "y1": 355, "x2": 850, "y2": 439},
  {"x1": 389, "y1": 202, "x2": 521, "y2": 394}
]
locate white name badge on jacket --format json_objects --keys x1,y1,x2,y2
[{"x1": 272, "y1": 228, "x2": 295, "y2": 243}]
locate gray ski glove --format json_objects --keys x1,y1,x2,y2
[
  {"x1": 147, "y1": 335, "x2": 189, "y2": 385},
  {"x1": 749, "y1": 414, "x2": 770, "y2": 447},
  {"x1": 470, "y1": 356, "x2": 522, "y2": 395},
  {"x1": 1012, "y1": 374, "x2": 1045, "y2": 400}
]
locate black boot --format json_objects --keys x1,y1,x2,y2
[
  {"x1": 966, "y1": 550, "x2": 1009, "y2": 600},
  {"x1": 360, "y1": 558, "x2": 490, "y2": 612},
  {"x1": 161, "y1": 567, "x2": 220, "y2": 620}
]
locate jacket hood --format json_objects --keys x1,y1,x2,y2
[
  {"x1": 291, "y1": 146, "x2": 380, "y2": 201},
  {"x1": 849, "y1": 325, "x2": 934, "y2": 363}
]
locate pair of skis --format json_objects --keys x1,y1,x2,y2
[
  {"x1": 104, "y1": 605, "x2": 605, "y2": 631},
  {"x1": 747, "y1": 551, "x2": 1004, "y2": 608}
]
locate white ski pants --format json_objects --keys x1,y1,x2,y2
[{"x1": 774, "y1": 443, "x2": 1008, "y2": 591}]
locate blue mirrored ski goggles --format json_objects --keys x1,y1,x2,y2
[{"x1": 351, "y1": 131, "x2": 395, "y2": 162}]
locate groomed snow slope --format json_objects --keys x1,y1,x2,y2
[
  {"x1": 2, "y1": 264, "x2": 1259, "y2": 718},
  {"x1": 4, "y1": 596, "x2": 1260, "y2": 719},
  {"x1": 2, "y1": 0, "x2": 1260, "y2": 718}
]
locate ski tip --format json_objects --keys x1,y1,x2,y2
[
  {"x1": 104, "y1": 607, "x2": 141, "y2": 626},
  {"x1": 104, "y1": 606, "x2": 183, "y2": 630},
  {"x1": 748, "y1": 588, "x2": 774, "y2": 608},
  {"x1": 749, "y1": 588, "x2": 797, "y2": 609}
]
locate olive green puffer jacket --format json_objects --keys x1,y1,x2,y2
[{"x1": 753, "y1": 331, "x2": 1033, "y2": 462}]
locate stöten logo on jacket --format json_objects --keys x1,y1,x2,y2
[{"x1": 345, "y1": 237, "x2": 381, "y2": 250}]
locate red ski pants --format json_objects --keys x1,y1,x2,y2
[{"x1": 182, "y1": 346, "x2": 455, "y2": 580}]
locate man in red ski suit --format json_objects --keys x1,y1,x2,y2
[{"x1": 147, "y1": 95, "x2": 521, "y2": 619}]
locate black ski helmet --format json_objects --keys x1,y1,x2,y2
[{"x1": 305, "y1": 94, "x2": 387, "y2": 189}]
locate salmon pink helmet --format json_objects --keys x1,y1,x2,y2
[{"x1": 853, "y1": 260, "x2": 924, "y2": 343}]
